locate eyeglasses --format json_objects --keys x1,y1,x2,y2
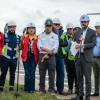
[
  {"x1": 55, "y1": 24, "x2": 60, "y2": 26},
  {"x1": 67, "y1": 28, "x2": 72, "y2": 30}
]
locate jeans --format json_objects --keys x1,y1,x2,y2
[
  {"x1": 0, "y1": 56, "x2": 2, "y2": 68},
  {"x1": 0, "y1": 60, "x2": 17, "y2": 87},
  {"x1": 56, "y1": 56, "x2": 64, "y2": 92},
  {"x1": 23, "y1": 53, "x2": 36, "y2": 92}
]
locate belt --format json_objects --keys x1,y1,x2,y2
[
  {"x1": 40, "y1": 53, "x2": 47, "y2": 55},
  {"x1": 94, "y1": 56, "x2": 100, "y2": 59},
  {"x1": 40, "y1": 53, "x2": 55, "y2": 55}
]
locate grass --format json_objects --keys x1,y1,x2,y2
[{"x1": 0, "y1": 80, "x2": 63, "y2": 100}]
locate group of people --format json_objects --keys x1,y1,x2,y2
[{"x1": 0, "y1": 14, "x2": 100, "y2": 100}]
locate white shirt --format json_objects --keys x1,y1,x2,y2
[
  {"x1": 81, "y1": 27, "x2": 88, "y2": 52},
  {"x1": 37, "y1": 32, "x2": 59, "y2": 53}
]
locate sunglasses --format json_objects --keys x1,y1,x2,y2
[
  {"x1": 55, "y1": 24, "x2": 60, "y2": 26},
  {"x1": 74, "y1": 28, "x2": 80, "y2": 31},
  {"x1": 8, "y1": 26, "x2": 16, "y2": 28},
  {"x1": 67, "y1": 28, "x2": 72, "y2": 30}
]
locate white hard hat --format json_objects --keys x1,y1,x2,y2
[
  {"x1": 60, "y1": 23, "x2": 63, "y2": 27},
  {"x1": 66, "y1": 23, "x2": 74, "y2": 29},
  {"x1": 74, "y1": 25, "x2": 81, "y2": 29},
  {"x1": 53, "y1": 18, "x2": 61, "y2": 24},
  {"x1": 27, "y1": 23, "x2": 36, "y2": 28},
  {"x1": 7, "y1": 20, "x2": 16, "y2": 27},
  {"x1": 95, "y1": 22, "x2": 100, "y2": 27}
]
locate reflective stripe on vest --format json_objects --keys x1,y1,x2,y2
[{"x1": 2, "y1": 33, "x2": 19, "y2": 59}]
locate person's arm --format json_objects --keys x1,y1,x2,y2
[
  {"x1": 65, "y1": 39, "x2": 70, "y2": 52},
  {"x1": 84, "y1": 31, "x2": 96, "y2": 50},
  {"x1": 21, "y1": 37, "x2": 24, "y2": 50},
  {"x1": 52, "y1": 35, "x2": 59, "y2": 54},
  {"x1": 59, "y1": 34, "x2": 68, "y2": 47}
]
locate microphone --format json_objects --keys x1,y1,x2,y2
[{"x1": 80, "y1": 26, "x2": 84, "y2": 35}]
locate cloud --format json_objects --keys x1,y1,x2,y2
[{"x1": 0, "y1": 0, "x2": 100, "y2": 35}]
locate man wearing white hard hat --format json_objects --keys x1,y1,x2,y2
[
  {"x1": 90, "y1": 22, "x2": 100, "y2": 97},
  {"x1": 0, "y1": 21, "x2": 20, "y2": 93},
  {"x1": 52, "y1": 18, "x2": 68, "y2": 96},
  {"x1": 70, "y1": 14, "x2": 96, "y2": 100}
]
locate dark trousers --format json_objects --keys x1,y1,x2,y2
[
  {"x1": 39, "y1": 54, "x2": 56, "y2": 92},
  {"x1": 67, "y1": 59, "x2": 77, "y2": 90},
  {"x1": 0, "y1": 56, "x2": 2, "y2": 82},
  {"x1": 0, "y1": 60, "x2": 17, "y2": 87},
  {"x1": 75, "y1": 55, "x2": 92, "y2": 97},
  {"x1": 56, "y1": 57, "x2": 64, "y2": 92},
  {"x1": 23, "y1": 53, "x2": 36, "y2": 92},
  {"x1": 0, "y1": 56, "x2": 2, "y2": 68},
  {"x1": 66, "y1": 58, "x2": 69, "y2": 78}
]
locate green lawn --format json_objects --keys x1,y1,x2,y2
[{"x1": 0, "y1": 80, "x2": 63, "y2": 100}]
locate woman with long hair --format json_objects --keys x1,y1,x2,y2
[{"x1": 21, "y1": 23, "x2": 39, "y2": 93}]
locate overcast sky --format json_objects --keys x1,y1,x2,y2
[{"x1": 0, "y1": 0, "x2": 100, "y2": 35}]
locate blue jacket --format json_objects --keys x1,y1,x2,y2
[
  {"x1": 52, "y1": 28, "x2": 68, "y2": 57},
  {"x1": 2, "y1": 32, "x2": 20, "y2": 62},
  {"x1": 65, "y1": 39, "x2": 70, "y2": 53}
]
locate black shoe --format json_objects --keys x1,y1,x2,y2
[
  {"x1": 9, "y1": 87, "x2": 14, "y2": 91},
  {"x1": 54, "y1": 90, "x2": 58, "y2": 93},
  {"x1": 85, "y1": 96, "x2": 90, "y2": 100},
  {"x1": 90, "y1": 93, "x2": 99, "y2": 96},
  {"x1": 69, "y1": 96, "x2": 83, "y2": 100},
  {"x1": 0, "y1": 87, "x2": 3, "y2": 93}
]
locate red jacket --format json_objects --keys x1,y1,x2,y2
[
  {"x1": 0, "y1": 32, "x2": 4, "y2": 55},
  {"x1": 21, "y1": 34, "x2": 39, "y2": 65}
]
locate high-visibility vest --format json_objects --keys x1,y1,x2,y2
[
  {"x1": 68, "y1": 39, "x2": 75, "y2": 60},
  {"x1": 52, "y1": 30, "x2": 66, "y2": 55},
  {"x1": 2, "y1": 33, "x2": 20, "y2": 60}
]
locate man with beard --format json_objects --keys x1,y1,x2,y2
[
  {"x1": 0, "y1": 21, "x2": 20, "y2": 92},
  {"x1": 68, "y1": 14, "x2": 96, "y2": 100}
]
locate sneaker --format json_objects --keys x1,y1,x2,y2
[
  {"x1": 90, "y1": 93, "x2": 99, "y2": 96},
  {"x1": 9, "y1": 87, "x2": 14, "y2": 91},
  {"x1": 30, "y1": 91, "x2": 34, "y2": 93},
  {"x1": 48, "y1": 92, "x2": 55, "y2": 96},
  {"x1": 67, "y1": 89, "x2": 72, "y2": 95},
  {"x1": 25, "y1": 91, "x2": 30, "y2": 93},
  {"x1": 36, "y1": 90, "x2": 46, "y2": 94},
  {"x1": 0, "y1": 87, "x2": 3, "y2": 93}
]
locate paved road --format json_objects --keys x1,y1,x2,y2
[{"x1": 15, "y1": 58, "x2": 95, "y2": 94}]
